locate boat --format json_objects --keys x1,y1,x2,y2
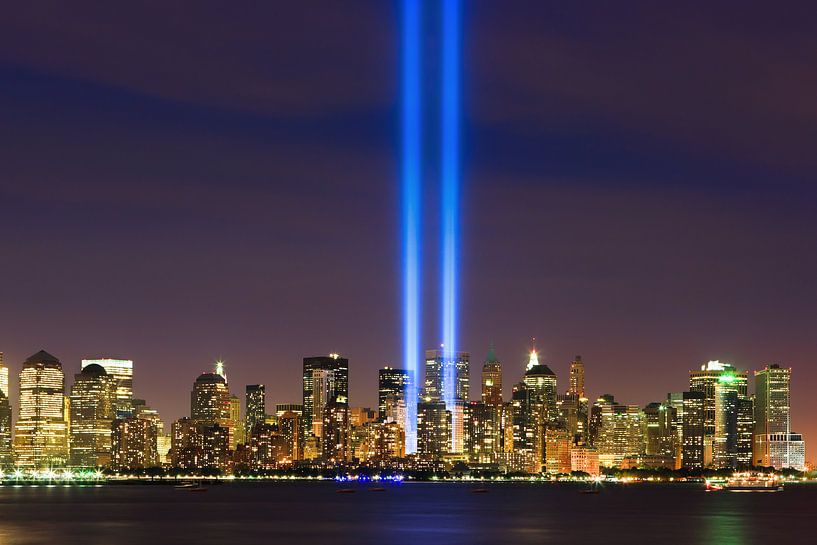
[
  {"x1": 175, "y1": 481, "x2": 207, "y2": 492},
  {"x1": 708, "y1": 474, "x2": 782, "y2": 493},
  {"x1": 336, "y1": 488, "x2": 356, "y2": 494}
]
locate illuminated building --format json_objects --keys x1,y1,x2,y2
[
  {"x1": 247, "y1": 423, "x2": 287, "y2": 469},
  {"x1": 570, "y1": 446, "x2": 600, "y2": 476},
  {"x1": 275, "y1": 404, "x2": 302, "y2": 417},
  {"x1": 229, "y1": 394, "x2": 243, "y2": 448},
  {"x1": 712, "y1": 376, "x2": 740, "y2": 469},
  {"x1": 511, "y1": 382, "x2": 533, "y2": 456},
  {"x1": 170, "y1": 417, "x2": 229, "y2": 470},
  {"x1": 568, "y1": 355, "x2": 585, "y2": 398},
  {"x1": 689, "y1": 360, "x2": 747, "y2": 466},
  {"x1": 245, "y1": 384, "x2": 266, "y2": 438},
  {"x1": 736, "y1": 397, "x2": 753, "y2": 467},
  {"x1": 754, "y1": 364, "x2": 805, "y2": 469},
  {"x1": 768, "y1": 433, "x2": 805, "y2": 471},
  {"x1": 302, "y1": 354, "x2": 348, "y2": 448},
  {"x1": 111, "y1": 416, "x2": 158, "y2": 470},
  {"x1": 0, "y1": 353, "x2": 11, "y2": 466},
  {"x1": 522, "y1": 350, "x2": 557, "y2": 468},
  {"x1": 157, "y1": 433, "x2": 171, "y2": 464},
  {"x1": 376, "y1": 421, "x2": 406, "y2": 459},
  {"x1": 424, "y1": 349, "x2": 470, "y2": 403},
  {"x1": 424, "y1": 349, "x2": 469, "y2": 452},
  {"x1": 378, "y1": 367, "x2": 409, "y2": 421},
  {"x1": 190, "y1": 372, "x2": 230, "y2": 427},
  {"x1": 678, "y1": 391, "x2": 705, "y2": 470},
  {"x1": 481, "y1": 346, "x2": 502, "y2": 406},
  {"x1": 545, "y1": 427, "x2": 572, "y2": 474},
  {"x1": 593, "y1": 395, "x2": 644, "y2": 468},
  {"x1": 278, "y1": 411, "x2": 300, "y2": 461},
  {"x1": 322, "y1": 398, "x2": 350, "y2": 463},
  {"x1": 464, "y1": 401, "x2": 500, "y2": 463},
  {"x1": 69, "y1": 364, "x2": 116, "y2": 467},
  {"x1": 643, "y1": 402, "x2": 676, "y2": 459},
  {"x1": 417, "y1": 401, "x2": 450, "y2": 459},
  {"x1": 349, "y1": 406, "x2": 377, "y2": 428},
  {"x1": 14, "y1": 350, "x2": 68, "y2": 468},
  {"x1": 81, "y1": 358, "x2": 133, "y2": 417},
  {"x1": 131, "y1": 399, "x2": 166, "y2": 465}
]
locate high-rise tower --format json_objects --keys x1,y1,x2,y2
[
  {"x1": 70, "y1": 364, "x2": 117, "y2": 467},
  {"x1": 481, "y1": 346, "x2": 502, "y2": 406},
  {"x1": 14, "y1": 350, "x2": 68, "y2": 468},
  {"x1": 245, "y1": 384, "x2": 266, "y2": 438},
  {"x1": 82, "y1": 358, "x2": 133, "y2": 418},
  {"x1": 569, "y1": 356, "x2": 585, "y2": 398},
  {"x1": 754, "y1": 364, "x2": 804, "y2": 470}
]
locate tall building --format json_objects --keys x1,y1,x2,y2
[
  {"x1": 463, "y1": 401, "x2": 500, "y2": 463},
  {"x1": 689, "y1": 360, "x2": 748, "y2": 467},
  {"x1": 245, "y1": 384, "x2": 266, "y2": 438},
  {"x1": 712, "y1": 376, "x2": 740, "y2": 469},
  {"x1": 417, "y1": 401, "x2": 450, "y2": 459},
  {"x1": 302, "y1": 354, "x2": 349, "y2": 446},
  {"x1": 481, "y1": 346, "x2": 502, "y2": 406},
  {"x1": 191, "y1": 373, "x2": 230, "y2": 424},
  {"x1": 593, "y1": 395, "x2": 644, "y2": 468},
  {"x1": 278, "y1": 411, "x2": 301, "y2": 461},
  {"x1": 111, "y1": 416, "x2": 158, "y2": 470},
  {"x1": 0, "y1": 353, "x2": 11, "y2": 466},
  {"x1": 132, "y1": 399, "x2": 165, "y2": 464},
  {"x1": 754, "y1": 364, "x2": 804, "y2": 469},
  {"x1": 81, "y1": 358, "x2": 133, "y2": 417},
  {"x1": 643, "y1": 402, "x2": 676, "y2": 460},
  {"x1": 522, "y1": 350, "x2": 557, "y2": 469},
  {"x1": 378, "y1": 367, "x2": 409, "y2": 421},
  {"x1": 69, "y1": 364, "x2": 117, "y2": 467},
  {"x1": 229, "y1": 394, "x2": 243, "y2": 448},
  {"x1": 423, "y1": 349, "x2": 470, "y2": 403},
  {"x1": 14, "y1": 350, "x2": 68, "y2": 468},
  {"x1": 568, "y1": 355, "x2": 585, "y2": 398},
  {"x1": 322, "y1": 398, "x2": 350, "y2": 463}
]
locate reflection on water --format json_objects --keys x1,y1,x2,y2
[{"x1": 0, "y1": 482, "x2": 810, "y2": 545}]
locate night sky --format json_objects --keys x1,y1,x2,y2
[{"x1": 1, "y1": 2, "x2": 816, "y2": 453}]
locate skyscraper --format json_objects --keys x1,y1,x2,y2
[
  {"x1": 302, "y1": 354, "x2": 349, "y2": 446},
  {"x1": 593, "y1": 395, "x2": 644, "y2": 468},
  {"x1": 522, "y1": 350, "x2": 557, "y2": 469},
  {"x1": 229, "y1": 394, "x2": 243, "y2": 448},
  {"x1": 69, "y1": 364, "x2": 117, "y2": 467},
  {"x1": 568, "y1": 355, "x2": 585, "y2": 398},
  {"x1": 417, "y1": 401, "x2": 450, "y2": 459},
  {"x1": 378, "y1": 367, "x2": 409, "y2": 421},
  {"x1": 111, "y1": 417, "x2": 158, "y2": 470},
  {"x1": 81, "y1": 358, "x2": 134, "y2": 418},
  {"x1": 689, "y1": 360, "x2": 748, "y2": 466},
  {"x1": 14, "y1": 350, "x2": 68, "y2": 468},
  {"x1": 481, "y1": 346, "x2": 502, "y2": 406},
  {"x1": 245, "y1": 384, "x2": 266, "y2": 438},
  {"x1": 0, "y1": 353, "x2": 11, "y2": 466},
  {"x1": 191, "y1": 373, "x2": 231, "y2": 427},
  {"x1": 754, "y1": 364, "x2": 804, "y2": 470}
]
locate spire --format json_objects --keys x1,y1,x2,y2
[
  {"x1": 215, "y1": 359, "x2": 226, "y2": 381},
  {"x1": 527, "y1": 349, "x2": 539, "y2": 371}
]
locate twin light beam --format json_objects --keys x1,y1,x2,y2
[{"x1": 402, "y1": 0, "x2": 461, "y2": 454}]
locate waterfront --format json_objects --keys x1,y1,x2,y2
[{"x1": 0, "y1": 482, "x2": 813, "y2": 545}]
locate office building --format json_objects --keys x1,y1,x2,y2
[
  {"x1": 14, "y1": 350, "x2": 68, "y2": 468},
  {"x1": 417, "y1": 401, "x2": 450, "y2": 459},
  {"x1": 69, "y1": 364, "x2": 117, "y2": 467},
  {"x1": 81, "y1": 358, "x2": 133, "y2": 417},
  {"x1": 302, "y1": 354, "x2": 348, "y2": 446},
  {"x1": 378, "y1": 367, "x2": 409, "y2": 421},
  {"x1": 0, "y1": 353, "x2": 11, "y2": 466},
  {"x1": 111, "y1": 416, "x2": 158, "y2": 470},
  {"x1": 481, "y1": 346, "x2": 503, "y2": 406},
  {"x1": 245, "y1": 384, "x2": 266, "y2": 438}
]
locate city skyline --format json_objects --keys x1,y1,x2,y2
[
  {"x1": 0, "y1": 345, "x2": 806, "y2": 473},
  {"x1": 2, "y1": 0, "x2": 817, "y2": 467}
]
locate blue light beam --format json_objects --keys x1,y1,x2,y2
[
  {"x1": 401, "y1": 0, "x2": 421, "y2": 454},
  {"x1": 441, "y1": 0, "x2": 461, "y2": 413}
]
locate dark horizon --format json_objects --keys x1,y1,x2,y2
[{"x1": 1, "y1": 1, "x2": 816, "y2": 455}]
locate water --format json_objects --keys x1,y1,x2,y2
[{"x1": 0, "y1": 481, "x2": 812, "y2": 544}]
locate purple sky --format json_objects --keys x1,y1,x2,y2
[{"x1": 1, "y1": 1, "x2": 816, "y2": 455}]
